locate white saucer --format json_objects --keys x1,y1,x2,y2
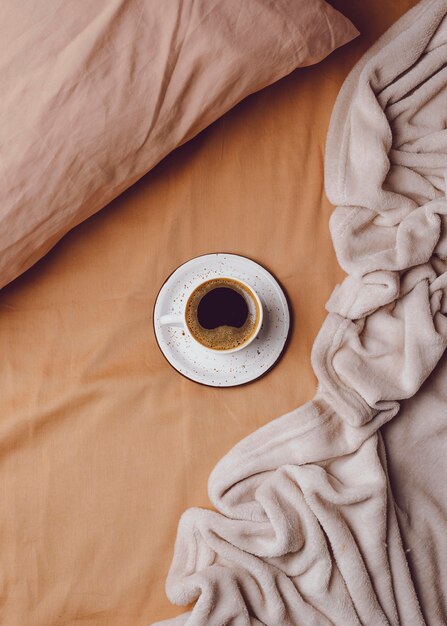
[{"x1": 153, "y1": 253, "x2": 290, "y2": 387}]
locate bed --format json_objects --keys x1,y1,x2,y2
[{"x1": 0, "y1": 1, "x2": 420, "y2": 624}]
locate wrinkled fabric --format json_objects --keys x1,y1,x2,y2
[
  {"x1": 156, "y1": 1, "x2": 447, "y2": 624},
  {"x1": 0, "y1": 0, "x2": 357, "y2": 290}
]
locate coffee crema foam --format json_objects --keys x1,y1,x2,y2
[{"x1": 185, "y1": 278, "x2": 260, "y2": 350}]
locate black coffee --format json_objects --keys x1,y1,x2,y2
[
  {"x1": 197, "y1": 287, "x2": 248, "y2": 329},
  {"x1": 185, "y1": 278, "x2": 260, "y2": 350}
]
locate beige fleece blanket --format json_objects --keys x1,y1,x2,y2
[{"x1": 154, "y1": 1, "x2": 447, "y2": 623}]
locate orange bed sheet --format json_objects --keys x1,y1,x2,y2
[{"x1": 0, "y1": 1, "x2": 417, "y2": 624}]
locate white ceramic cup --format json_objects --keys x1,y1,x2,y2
[{"x1": 159, "y1": 276, "x2": 263, "y2": 353}]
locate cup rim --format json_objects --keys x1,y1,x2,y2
[{"x1": 184, "y1": 276, "x2": 263, "y2": 353}]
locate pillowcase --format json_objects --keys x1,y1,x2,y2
[{"x1": 0, "y1": 0, "x2": 358, "y2": 289}]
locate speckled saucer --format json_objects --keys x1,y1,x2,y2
[{"x1": 153, "y1": 253, "x2": 290, "y2": 387}]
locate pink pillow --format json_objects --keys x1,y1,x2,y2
[{"x1": 0, "y1": 0, "x2": 357, "y2": 288}]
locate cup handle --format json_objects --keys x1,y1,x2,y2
[{"x1": 159, "y1": 314, "x2": 184, "y2": 327}]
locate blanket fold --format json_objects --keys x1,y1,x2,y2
[{"x1": 154, "y1": 1, "x2": 447, "y2": 623}]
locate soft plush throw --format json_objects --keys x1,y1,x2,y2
[
  {"x1": 0, "y1": 0, "x2": 357, "y2": 289},
  {"x1": 155, "y1": 0, "x2": 447, "y2": 623}
]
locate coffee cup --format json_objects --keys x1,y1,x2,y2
[{"x1": 159, "y1": 276, "x2": 263, "y2": 353}]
